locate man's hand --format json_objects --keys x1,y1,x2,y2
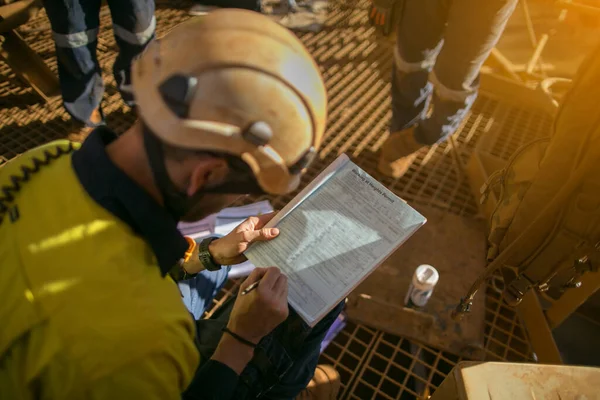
[
  {"x1": 208, "y1": 213, "x2": 280, "y2": 266},
  {"x1": 211, "y1": 267, "x2": 289, "y2": 374},
  {"x1": 228, "y1": 267, "x2": 289, "y2": 343}
]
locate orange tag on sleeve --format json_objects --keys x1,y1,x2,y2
[{"x1": 183, "y1": 236, "x2": 196, "y2": 263}]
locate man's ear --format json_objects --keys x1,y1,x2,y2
[{"x1": 187, "y1": 157, "x2": 228, "y2": 196}]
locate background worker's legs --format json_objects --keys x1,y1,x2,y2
[
  {"x1": 390, "y1": 0, "x2": 449, "y2": 134},
  {"x1": 106, "y1": 0, "x2": 155, "y2": 107},
  {"x1": 412, "y1": 0, "x2": 518, "y2": 145},
  {"x1": 382, "y1": 0, "x2": 518, "y2": 178},
  {"x1": 43, "y1": 0, "x2": 104, "y2": 126},
  {"x1": 379, "y1": 0, "x2": 449, "y2": 178}
]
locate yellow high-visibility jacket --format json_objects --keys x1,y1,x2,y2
[{"x1": 0, "y1": 140, "x2": 198, "y2": 399}]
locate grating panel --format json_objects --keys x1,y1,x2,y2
[
  {"x1": 339, "y1": 281, "x2": 534, "y2": 400},
  {"x1": 346, "y1": 332, "x2": 462, "y2": 399},
  {"x1": 483, "y1": 276, "x2": 534, "y2": 363},
  {"x1": 0, "y1": 1, "x2": 554, "y2": 399},
  {"x1": 319, "y1": 322, "x2": 380, "y2": 396},
  {"x1": 473, "y1": 100, "x2": 554, "y2": 161}
]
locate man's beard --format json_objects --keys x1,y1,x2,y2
[{"x1": 179, "y1": 194, "x2": 244, "y2": 222}]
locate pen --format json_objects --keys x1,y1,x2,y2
[{"x1": 241, "y1": 281, "x2": 260, "y2": 296}]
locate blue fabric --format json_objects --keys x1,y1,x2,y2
[
  {"x1": 391, "y1": 0, "x2": 518, "y2": 145},
  {"x1": 42, "y1": 0, "x2": 155, "y2": 125},
  {"x1": 179, "y1": 267, "x2": 232, "y2": 320},
  {"x1": 180, "y1": 270, "x2": 344, "y2": 400}
]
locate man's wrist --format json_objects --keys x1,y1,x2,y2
[
  {"x1": 211, "y1": 332, "x2": 255, "y2": 375},
  {"x1": 207, "y1": 239, "x2": 220, "y2": 264}
]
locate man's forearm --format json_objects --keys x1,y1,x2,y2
[
  {"x1": 211, "y1": 334, "x2": 254, "y2": 375},
  {"x1": 182, "y1": 336, "x2": 254, "y2": 400}
]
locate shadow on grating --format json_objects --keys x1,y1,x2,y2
[
  {"x1": 0, "y1": 1, "x2": 552, "y2": 399},
  {"x1": 331, "y1": 281, "x2": 534, "y2": 400}
]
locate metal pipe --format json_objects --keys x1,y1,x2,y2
[
  {"x1": 526, "y1": 34, "x2": 549, "y2": 76},
  {"x1": 521, "y1": 0, "x2": 548, "y2": 78}
]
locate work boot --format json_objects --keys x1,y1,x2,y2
[
  {"x1": 296, "y1": 365, "x2": 341, "y2": 400},
  {"x1": 378, "y1": 127, "x2": 426, "y2": 178},
  {"x1": 67, "y1": 108, "x2": 104, "y2": 143}
]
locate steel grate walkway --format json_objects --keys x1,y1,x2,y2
[{"x1": 0, "y1": 1, "x2": 556, "y2": 398}]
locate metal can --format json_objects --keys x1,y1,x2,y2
[{"x1": 404, "y1": 264, "x2": 439, "y2": 309}]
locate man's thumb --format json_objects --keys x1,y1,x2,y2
[{"x1": 243, "y1": 228, "x2": 280, "y2": 243}]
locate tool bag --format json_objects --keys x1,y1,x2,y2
[{"x1": 480, "y1": 44, "x2": 600, "y2": 303}]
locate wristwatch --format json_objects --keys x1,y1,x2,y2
[{"x1": 198, "y1": 237, "x2": 222, "y2": 272}]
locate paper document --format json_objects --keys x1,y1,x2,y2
[
  {"x1": 177, "y1": 200, "x2": 273, "y2": 239},
  {"x1": 214, "y1": 201, "x2": 274, "y2": 237},
  {"x1": 245, "y1": 154, "x2": 426, "y2": 326}
]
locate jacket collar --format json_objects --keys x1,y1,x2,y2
[{"x1": 71, "y1": 126, "x2": 188, "y2": 275}]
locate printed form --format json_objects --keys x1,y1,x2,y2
[{"x1": 246, "y1": 155, "x2": 425, "y2": 326}]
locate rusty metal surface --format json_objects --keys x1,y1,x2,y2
[
  {"x1": 0, "y1": 2, "x2": 556, "y2": 399},
  {"x1": 346, "y1": 206, "x2": 488, "y2": 361}
]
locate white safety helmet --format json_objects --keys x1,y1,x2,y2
[{"x1": 132, "y1": 9, "x2": 327, "y2": 197}]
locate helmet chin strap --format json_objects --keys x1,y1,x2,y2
[{"x1": 142, "y1": 125, "x2": 205, "y2": 220}]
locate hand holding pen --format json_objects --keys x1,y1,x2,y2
[
  {"x1": 241, "y1": 281, "x2": 260, "y2": 296},
  {"x1": 240, "y1": 264, "x2": 287, "y2": 296},
  {"x1": 223, "y1": 267, "x2": 289, "y2": 347}
]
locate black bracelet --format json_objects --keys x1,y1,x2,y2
[{"x1": 221, "y1": 327, "x2": 258, "y2": 349}]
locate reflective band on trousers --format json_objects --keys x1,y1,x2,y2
[
  {"x1": 393, "y1": 47, "x2": 475, "y2": 103},
  {"x1": 113, "y1": 16, "x2": 156, "y2": 45},
  {"x1": 429, "y1": 71, "x2": 475, "y2": 103},
  {"x1": 52, "y1": 28, "x2": 99, "y2": 48},
  {"x1": 393, "y1": 46, "x2": 434, "y2": 73}
]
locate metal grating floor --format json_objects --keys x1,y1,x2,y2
[{"x1": 0, "y1": 1, "x2": 557, "y2": 398}]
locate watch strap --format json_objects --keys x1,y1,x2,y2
[
  {"x1": 199, "y1": 237, "x2": 222, "y2": 271},
  {"x1": 168, "y1": 262, "x2": 194, "y2": 282}
]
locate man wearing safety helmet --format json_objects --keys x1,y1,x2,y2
[{"x1": 0, "y1": 9, "x2": 341, "y2": 399}]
